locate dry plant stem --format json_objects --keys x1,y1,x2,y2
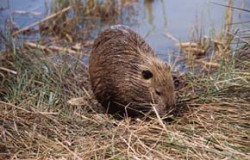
[
  {"x1": 220, "y1": 0, "x2": 233, "y2": 61},
  {"x1": 224, "y1": 0, "x2": 233, "y2": 33},
  {"x1": 24, "y1": 41, "x2": 79, "y2": 55},
  {"x1": 196, "y1": 60, "x2": 220, "y2": 68},
  {"x1": 0, "y1": 101, "x2": 31, "y2": 113},
  {"x1": 0, "y1": 67, "x2": 17, "y2": 74},
  {"x1": 55, "y1": 139, "x2": 82, "y2": 160},
  {"x1": 164, "y1": 32, "x2": 179, "y2": 43},
  {"x1": 12, "y1": 6, "x2": 72, "y2": 36}
]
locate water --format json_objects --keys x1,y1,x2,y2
[
  {"x1": 0, "y1": 0, "x2": 249, "y2": 58},
  {"x1": 131, "y1": 0, "x2": 249, "y2": 59},
  {"x1": 0, "y1": 0, "x2": 46, "y2": 31}
]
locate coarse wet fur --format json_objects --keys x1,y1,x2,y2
[{"x1": 89, "y1": 25, "x2": 175, "y2": 117}]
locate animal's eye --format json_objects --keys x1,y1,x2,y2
[
  {"x1": 142, "y1": 70, "x2": 153, "y2": 80},
  {"x1": 173, "y1": 75, "x2": 177, "y2": 80}
]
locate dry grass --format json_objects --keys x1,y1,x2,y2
[
  {"x1": 0, "y1": 39, "x2": 249, "y2": 160},
  {"x1": 0, "y1": 0, "x2": 250, "y2": 159},
  {"x1": 0, "y1": 50, "x2": 250, "y2": 159}
]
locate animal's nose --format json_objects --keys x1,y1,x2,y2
[{"x1": 166, "y1": 94, "x2": 176, "y2": 109}]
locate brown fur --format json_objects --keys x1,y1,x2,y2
[{"x1": 89, "y1": 25, "x2": 175, "y2": 117}]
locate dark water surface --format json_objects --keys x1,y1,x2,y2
[{"x1": 0, "y1": 0, "x2": 249, "y2": 59}]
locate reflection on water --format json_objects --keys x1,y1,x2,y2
[{"x1": 0, "y1": 0, "x2": 249, "y2": 57}]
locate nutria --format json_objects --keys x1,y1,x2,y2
[{"x1": 89, "y1": 25, "x2": 175, "y2": 117}]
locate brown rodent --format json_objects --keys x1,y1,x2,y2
[{"x1": 89, "y1": 25, "x2": 175, "y2": 117}]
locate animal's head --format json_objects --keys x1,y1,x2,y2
[{"x1": 139, "y1": 55, "x2": 176, "y2": 116}]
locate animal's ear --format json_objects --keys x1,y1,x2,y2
[
  {"x1": 172, "y1": 75, "x2": 180, "y2": 88},
  {"x1": 142, "y1": 70, "x2": 153, "y2": 79},
  {"x1": 172, "y1": 74, "x2": 184, "y2": 90}
]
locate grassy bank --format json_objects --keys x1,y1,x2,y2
[{"x1": 0, "y1": 1, "x2": 250, "y2": 159}]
